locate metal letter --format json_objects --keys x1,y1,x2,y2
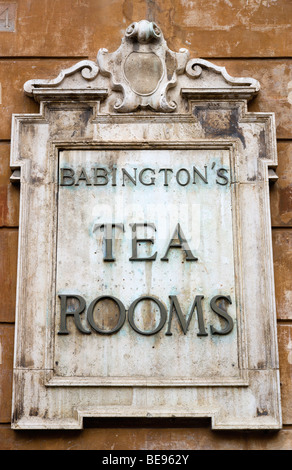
[
  {"x1": 139, "y1": 168, "x2": 156, "y2": 186},
  {"x1": 176, "y1": 168, "x2": 190, "y2": 186},
  {"x1": 87, "y1": 295, "x2": 126, "y2": 334},
  {"x1": 161, "y1": 223, "x2": 198, "y2": 261},
  {"x1": 122, "y1": 168, "x2": 137, "y2": 186},
  {"x1": 75, "y1": 167, "x2": 92, "y2": 186},
  {"x1": 210, "y1": 295, "x2": 233, "y2": 335},
  {"x1": 58, "y1": 295, "x2": 91, "y2": 335},
  {"x1": 92, "y1": 167, "x2": 109, "y2": 186},
  {"x1": 166, "y1": 295, "x2": 208, "y2": 336},
  {"x1": 193, "y1": 165, "x2": 208, "y2": 184},
  {"x1": 216, "y1": 168, "x2": 229, "y2": 185},
  {"x1": 112, "y1": 165, "x2": 117, "y2": 186},
  {"x1": 128, "y1": 296, "x2": 167, "y2": 336},
  {"x1": 158, "y1": 168, "x2": 173, "y2": 186},
  {"x1": 93, "y1": 223, "x2": 124, "y2": 261},
  {"x1": 129, "y1": 223, "x2": 157, "y2": 261},
  {"x1": 60, "y1": 167, "x2": 75, "y2": 186}
]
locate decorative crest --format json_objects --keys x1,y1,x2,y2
[{"x1": 97, "y1": 19, "x2": 189, "y2": 112}]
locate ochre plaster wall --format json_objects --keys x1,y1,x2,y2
[{"x1": 0, "y1": 0, "x2": 291, "y2": 450}]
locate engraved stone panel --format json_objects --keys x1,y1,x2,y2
[{"x1": 54, "y1": 147, "x2": 244, "y2": 386}]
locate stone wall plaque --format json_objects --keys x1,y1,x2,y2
[{"x1": 11, "y1": 21, "x2": 281, "y2": 429}]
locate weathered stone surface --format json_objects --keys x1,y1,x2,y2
[
  {"x1": 0, "y1": 59, "x2": 82, "y2": 140},
  {"x1": 1, "y1": 59, "x2": 290, "y2": 140},
  {"x1": 55, "y1": 148, "x2": 240, "y2": 384},
  {"x1": 0, "y1": 0, "x2": 291, "y2": 58},
  {"x1": 212, "y1": 59, "x2": 292, "y2": 140},
  {"x1": 0, "y1": 144, "x2": 19, "y2": 227},
  {"x1": 0, "y1": 325, "x2": 14, "y2": 423},
  {"x1": 278, "y1": 324, "x2": 292, "y2": 424},
  {"x1": 272, "y1": 229, "x2": 292, "y2": 320},
  {"x1": 270, "y1": 142, "x2": 292, "y2": 227},
  {"x1": 0, "y1": 229, "x2": 18, "y2": 322},
  {"x1": 96, "y1": 20, "x2": 191, "y2": 113}
]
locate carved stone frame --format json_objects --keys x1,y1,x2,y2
[{"x1": 10, "y1": 21, "x2": 281, "y2": 430}]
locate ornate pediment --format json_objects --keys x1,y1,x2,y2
[{"x1": 24, "y1": 20, "x2": 260, "y2": 111}]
